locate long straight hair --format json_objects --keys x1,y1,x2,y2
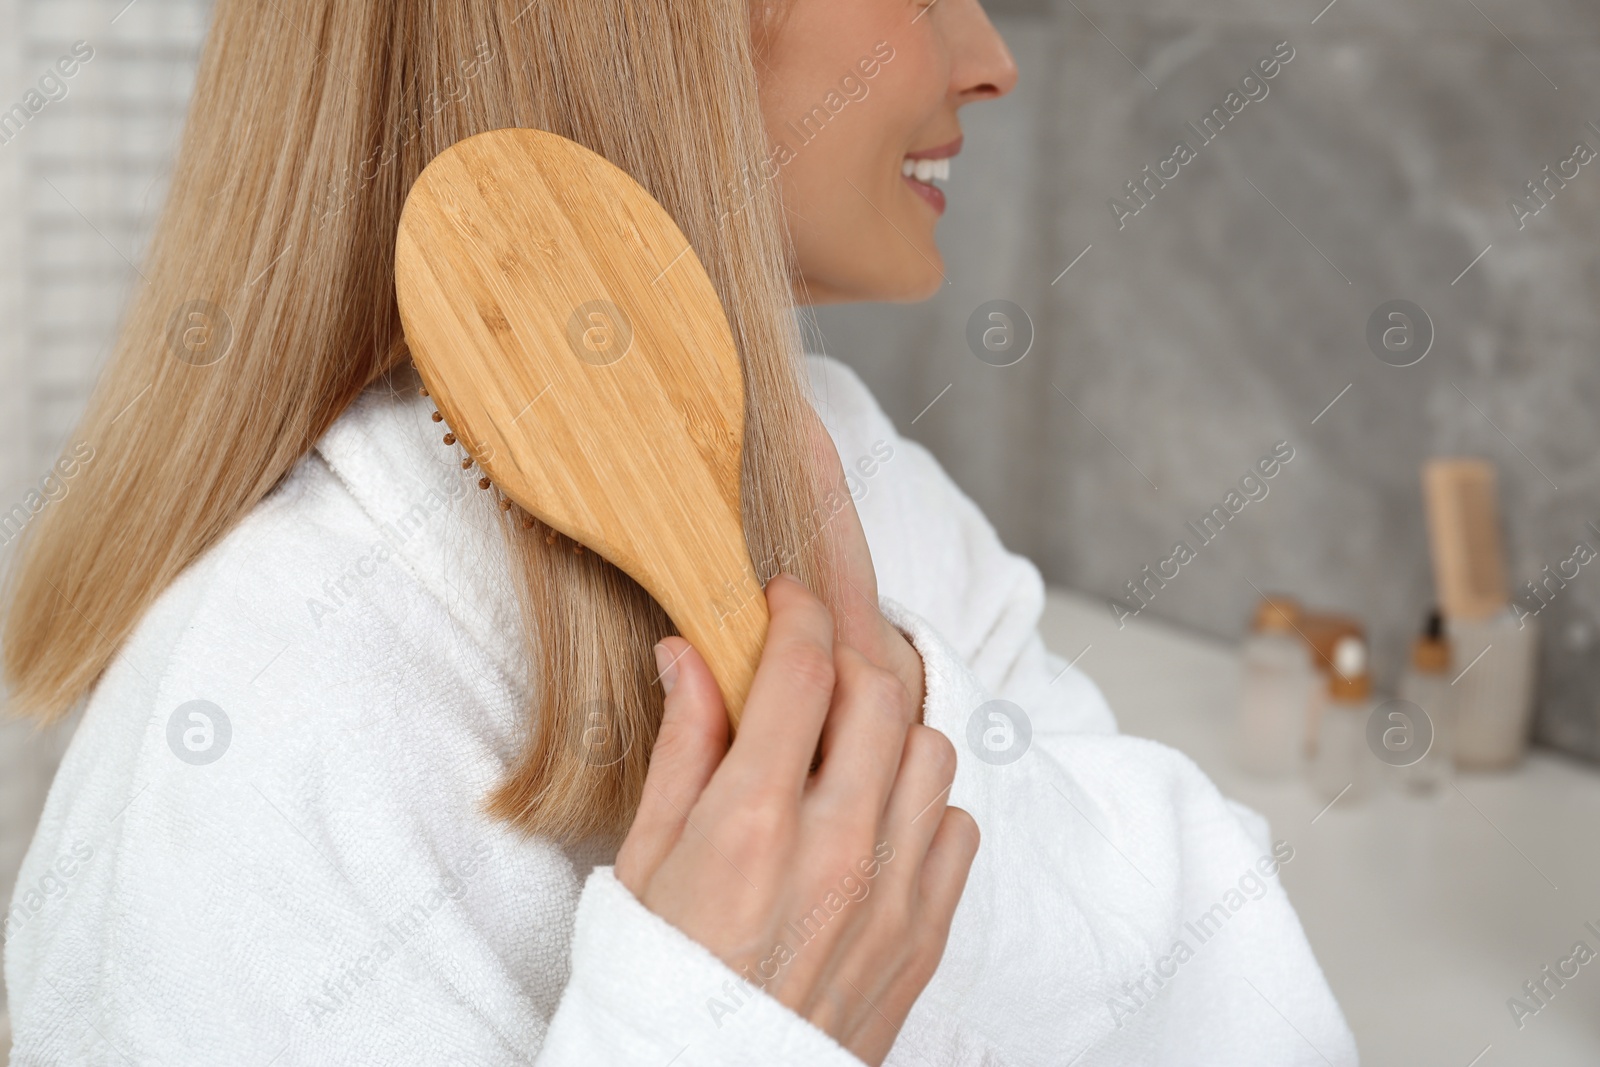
[{"x1": 1, "y1": 0, "x2": 837, "y2": 843}]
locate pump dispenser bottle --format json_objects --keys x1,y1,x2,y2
[{"x1": 1310, "y1": 635, "x2": 1374, "y2": 804}]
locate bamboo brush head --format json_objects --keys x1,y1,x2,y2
[{"x1": 394, "y1": 128, "x2": 768, "y2": 726}]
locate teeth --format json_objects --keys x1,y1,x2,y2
[{"x1": 902, "y1": 157, "x2": 951, "y2": 183}]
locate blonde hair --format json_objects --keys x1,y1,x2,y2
[{"x1": 1, "y1": 0, "x2": 836, "y2": 843}]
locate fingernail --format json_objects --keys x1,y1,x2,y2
[{"x1": 653, "y1": 642, "x2": 678, "y2": 695}]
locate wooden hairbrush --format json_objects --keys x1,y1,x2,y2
[{"x1": 395, "y1": 128, "x2": 767, "y2": 727}]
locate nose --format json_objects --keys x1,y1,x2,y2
[{"x1": 948, "y1": 0, "x2": 1020, "y2": 103}]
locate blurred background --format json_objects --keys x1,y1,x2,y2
[{"x1": 2, "y1": 0, "x2": 1598, "y2": 1062}]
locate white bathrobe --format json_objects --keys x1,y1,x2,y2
[{"x1": 4, "y1": 355, "x2": 1358, "y2": 1066}]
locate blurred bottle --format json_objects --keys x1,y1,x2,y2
[
  {"x1": 1449, "y1": 607, "x2": 1539, "y2": 768},
  {"x1": 1397, "y1": 610, "x2": 1455, "y2": 794},
  {"x1": 1300, "y1": 613, "x2": 1364, "y2": 760},
  {"x1": 1422, "y1": 458, "x2": 1540, "y2": 768},
  {"x1": 1310, "y1": 635, "x2": 1374, "y2": 804},
  {"x1": 1235, "y1": 595, "x2": 1317, "y2": 778}
]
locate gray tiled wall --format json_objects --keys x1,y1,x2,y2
[{"x1": 815, "y1": 0, "x2": 1600, "y2": 758}]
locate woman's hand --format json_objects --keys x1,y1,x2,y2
[{"x1": 614, "y1": 575, "x2": 979, "y2": 1066}]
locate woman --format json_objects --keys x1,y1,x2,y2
[{"x1": 2, "y1": 1, "x2": 1357, "y2": 1064}]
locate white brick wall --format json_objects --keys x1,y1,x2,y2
[{"x1": 1, "y1": 0, "x2": 212, "y2": 1049}]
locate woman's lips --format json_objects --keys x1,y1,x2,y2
[
  {"x1": 902, "y1": 136, "x2": 960, "y2": 216},
  {"x1": 896, "y1": 144, "x2": 953, "y2": 217},
  {"x1": 902, "y1": 174, "x2": 947, "y2": 215},
  {"x1": 906, "y1": 135, "x2": 963, "y2": 160}
]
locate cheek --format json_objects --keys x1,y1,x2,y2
[
  {"x1": 882, "y1": 34, "x2": 946, "y2": 114},
  {"x1": 760, "y1": 9, "x2": 950, "y2": 301},
  {"x1": 800, "y1": 62, "x2": 947, "y2": 295},
  {"x1": 780, "y1": 129, "x2": 941, "y2": 302}
]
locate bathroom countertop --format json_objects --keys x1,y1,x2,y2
[{"x1": 1040, "y1": 588, "x2": 1600, "y2": 1067}]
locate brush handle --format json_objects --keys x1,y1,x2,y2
[{"x1": 653, "y1": 530, "x2": 768, "y2": 728}]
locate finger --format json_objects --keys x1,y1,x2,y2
[
  {"x1": 721, "y1": 573, "x2": 837, "y2": 797},
  {"x1": 915, "y1": 805, "x2": 980, "y2": 935},
  {"x1": 810, "y1": 644, "x2": 910, "y2": 824},
  {"x1": 614, "y1": 637, "x2": 727, "y2": 892},
  {"x1": 877, "y1": 724, "x2": 959, "y2": 884}
]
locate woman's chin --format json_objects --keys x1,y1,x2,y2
[
  {"x1": 879, "y1": 250, "x2": 946, "y2": 303},
  {"x1": 792, "y1": 238, "x2": 945, "y2": 305}
]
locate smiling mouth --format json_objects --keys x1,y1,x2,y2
[
  {"x1": 900, "y1": 136, "x2": 961, "y2": 216},
  {"x1": 901, "y1": 157, "x2": 951, "y2": 184},
  {"x1": 901, "y1": 156, "x2": 950, "y2": 215}
]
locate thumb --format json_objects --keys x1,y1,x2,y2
[{"x1": 614, "y1": 637, "x2": 728, "y2": 892}]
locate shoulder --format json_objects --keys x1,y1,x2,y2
[
  {"x1": 135, "y1": 457, "x2": 528, "y2": 818},
  {"x1": 41, "y1": 384, "x2": 534, "y2": 846},
  {"x1": 5, "y1": 416, "x2": 564, "y2": 1058},
  {"x1": 51, "y1": 440, "x2": 530, "y2": 828},
  {"x1": 173, "y1": 380, "x2": 530, "y2": 752}
]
